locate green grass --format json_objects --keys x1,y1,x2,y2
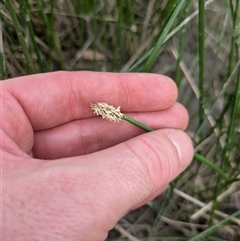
[{"x1": 1, "y1": 0, "x2": 240, "y2": 240}]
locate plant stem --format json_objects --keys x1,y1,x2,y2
[
  {"x1": 221, "y1": 0, "x2": 240, "y2": 168},
  {"x1": 141, "y1": 0, "x2": 187, "y2": 72},
  {"x1": 5, "y1": 0, "x2": 35, "y2": 74},
  {"x1": 0, "y1": 20, "x2": 6, "y2": 79},
  {"x1": 198, "y1": 0, "x2": 205, "y2": 131},
  {"x1": 18, "y1": 0, "x2": 45, "y2": 71},
  {"x1": 188, "y1": 210, "x2": 240, "y2": 241},
  {"x1": 123, "y1": 115, "x2": 228, "y2": 182},
  {"x1": 111, "y1": 0, "x2": 123, "y2": 71},
  {"x1": 194, "y1": 153, "x2": 228, "y2": 181},
  {"x1": 123, "y1": 115, "x2": 154, "y2": 132}
]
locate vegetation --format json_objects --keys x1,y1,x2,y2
[{"x1": 1, "y1": 0, "x2": 239, "y2": 240}]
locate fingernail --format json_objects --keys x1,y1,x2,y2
[{"x1": 167, "y1": 130, "x2": 194, "y2": 167}]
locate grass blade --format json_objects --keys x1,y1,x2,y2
[
  {"x1": 128, "y1": 0, "x2": 214, "y2": 72},
  {"x1": 147, "y1": 187, "x2": 174, "y2": 241},
  {"x1": 18, "y1": 0, "x2": 45, "y2": 71},
  {"x1": 188, "y1": 210, "x2": 240, "y2": 241},
  {"x1": 198, "y1": 0, "x2": 205, "y2": 130},
  {"x1": 195, "y1": 59, "x2": 240, "y2": 138},
  {"x1": 111, "y1": 0, "x2": 123, "y2": 71},
  {"x1": 194, "y1": 153, "x2": 228, "y2": 181},
  {"x1": 140, "y1": 0, "x2": 188, "y2": 72},
  {"x1": 0, "y1": 20, "x2": 6, "y2": 79},
  {"x1": 5, "y1": 0, "x2": 35, "y2": 73},
  {"x1": 221, "y1": 0, "x2": 240, "y2": 170}
]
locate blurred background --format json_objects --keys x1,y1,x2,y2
[{"x1": 1, "y1": 0, "x2": 240, "y2": 240}]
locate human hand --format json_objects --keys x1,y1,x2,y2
[{"x1": 2, "y1": 71, "x2": 194, "y2": 241}]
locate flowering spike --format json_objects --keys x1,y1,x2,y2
[{"x1": 90, "y1": 102, "x2": 124, "y2": 122}]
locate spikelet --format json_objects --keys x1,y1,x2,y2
[{"x1": 90, "y1": 102, "x2": 124, "y2": 122}]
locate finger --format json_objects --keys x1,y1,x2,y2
[
  {"x1": 5, "y1": 71, "x2": 177, "y2": 130},
  {"x1": 33, "y1": 103, "x2": 189, "y2": 159},
  {"x1": 47, "y1": 129, "x2": 194, "y2": 223}
]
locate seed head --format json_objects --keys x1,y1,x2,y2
[{"x1": 90, "y1": 102, "x2": 124, "y2": 122}]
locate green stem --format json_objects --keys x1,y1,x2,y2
[
  {"x1": 18, "y1": 0, "x2": 45, "y2": 71},
  {"x1": 49, "y1": 0, "x2": 66, "y2": 70},
  {"x1": 128, "y1": 0, "x2": 213, "y2": 72},
  {"x1": 0, "y1": 20, "x2": 6, "y2": 79},
  {"x1": 227, "y1": 0, "x2": 239, "y2": 77},
  {"x1": 5, "y1": 0, "x2": 35, "y2": 74},
  {"x1": 221, "y1": 0, "x2": 240, "y2": 168},
  {"x1": 141, "y1": 0, "x2": 187, "y2": 72},
  {"x1": 111, "y1": 0, "x2": 123, "y2": 71},
  {"x1": 123, "y1": 115, "x2": 154, "y2": 132},
  {"x1": 92, "y1": 0, "x2": 97, "y2": 71},
  {"x1": 122, "y1": 115, "x2": 228, "y2": 182},
  {"x1": 188, "y1": 210, "x2": 240, "y2": 241},
  {"x1": 198, "y1": 0, "x2": 205, "y2": 130},
  {"x1": 147, "y1": 186, "x2": 174, "y2": 241},
  {"x1": 195, "y1": 59, "x2": 240, "y2": 138},
  {"x1": 194, "y1": 153, "x2": 228, "y2": 181}
]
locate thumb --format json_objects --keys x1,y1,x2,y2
[
  {"x1": 71, "y1": 129, "x2": 194, "y2": 219},
  {"x1": 2, "y1": 129, "x2": 193, "y2": 241}
]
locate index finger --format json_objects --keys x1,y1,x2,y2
[{"x1": 4, "y1": 71, "x2": 177, "y2": 130}]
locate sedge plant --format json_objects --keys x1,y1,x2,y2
[
  {"x1": 90, "y1": 102, "x2": 230, "y2": 181},
  {"x1": 2, "y1": 0, "x2": 240, "y2": 239}
]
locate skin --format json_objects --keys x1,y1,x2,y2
[{"x1": 1, "y1": 71, "x2": 194, "y2": 241}]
